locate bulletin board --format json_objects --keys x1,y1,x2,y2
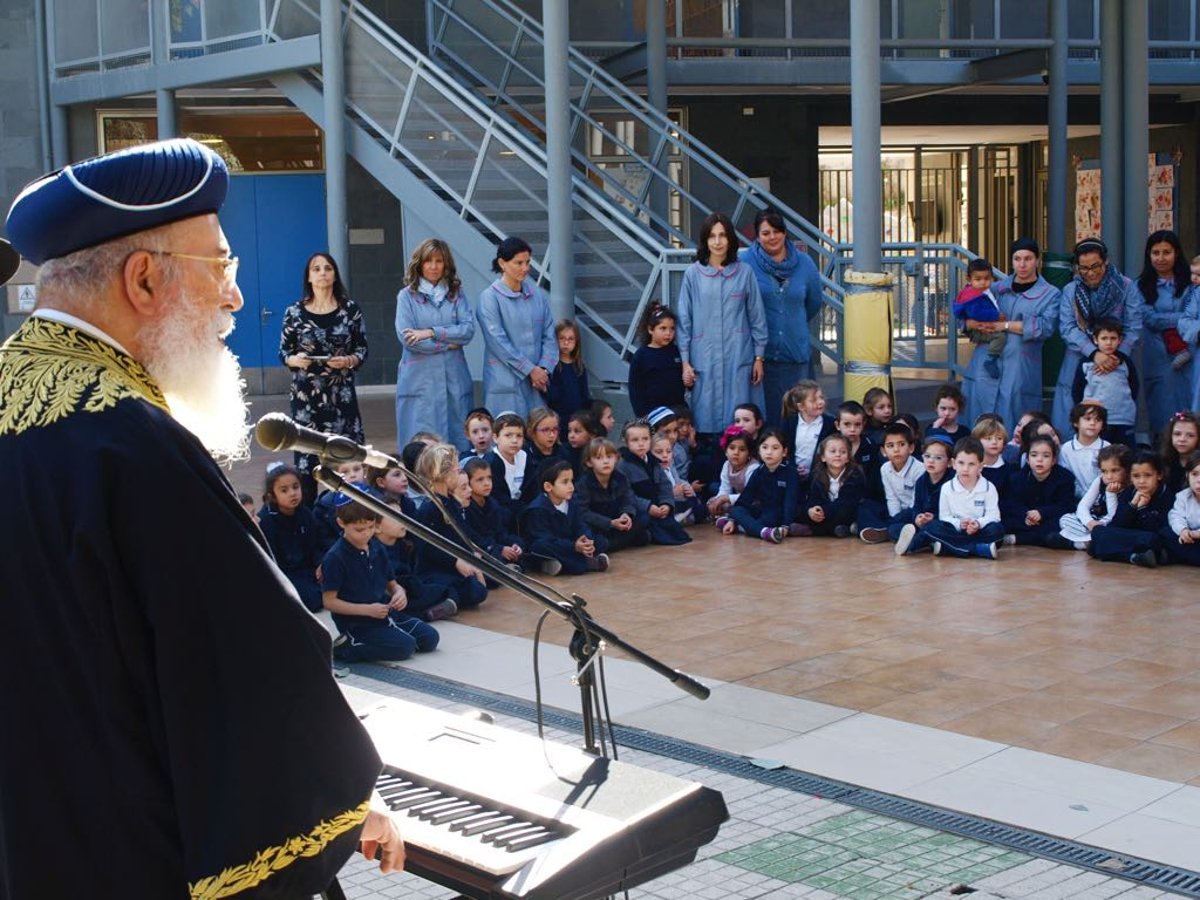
[{"x1": 1074, "y1": 152, "x2": 1179, "y2": 244}]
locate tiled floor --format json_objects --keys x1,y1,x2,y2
[{"x1": 232, "y1": 390, "x2": 1200, "y2": 787}]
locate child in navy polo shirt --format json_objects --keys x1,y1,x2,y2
[
  {"x1": 321, "y1": 499, "x2": 439, "y2": 662},
  {"x1": 716, "y1": 427, "x2": 798, "y2": 543},
  {"x1": 521, "y1": 460, "x2": 611, "y2": 573},
  {"x1": 462, "y1": 456, "x2": 526, "y2": 567}
]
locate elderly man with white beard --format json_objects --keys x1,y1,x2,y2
[{"x1": 0, "y1": 139, "x2": 402, "y2": 900}]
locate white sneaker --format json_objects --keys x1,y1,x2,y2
[
  {"x1": 894, "y1": 524, "x2": 917, "y2": 556},
  {"x1": 1001, "y1": 534, "x2": 1017, "y2": 546}
]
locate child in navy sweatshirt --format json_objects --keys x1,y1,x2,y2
[
  {"x1": 521, "y1": 460, "x2": 611, "y2": 574},
  {"x1": 999, "y1": 435, "x2": 1077, "y2": 546},
  {"x1": 793, "y1": 434, "x2": 866, "y2": 537},
  {"x1": 717, "y1": 427, "x2": 799, "y2": 543}
]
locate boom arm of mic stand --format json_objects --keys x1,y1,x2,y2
[{"x1": 313, "y1": 468, "x2": 711, "y2": 701}]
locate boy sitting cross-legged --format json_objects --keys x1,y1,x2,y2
[
  {"x1": 521, "y1": 460, "x2": 611, "y2": 574},
  {"x1": 322, "y1": 498, "x2": 440, "y2": 663},
  {"x1": 895, "y1": 436, "x2": 1004, "y2": 559}
]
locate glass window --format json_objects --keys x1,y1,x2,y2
[
  {"x1": 99, "y1": 111, "x2": 324, "y2": 172},
  {"x1": 99, "y1": 0, "x2": 150, "y2": 57},
  {"x1": 1150, "y1": 0, "x2": 1191, "y2": 38},
  {"x1": 1000, "y1": 0, "x2": 1048, "y2": 37},
  {"x1": 792, "y1": 0, "x2": 849, "y2": 39},
  {"x1": 204, "y1": 1, "x2": 264, "y2": 41},
  {"x1": 53, "y1": 0, "x2": 99, "y2": 66}
]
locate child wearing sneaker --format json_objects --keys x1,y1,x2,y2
[
  {"x1": 1089, "y1": 449, "x2": 1173, "y2": 567},
  {"x1": 717, "y1": 427, "x2": 798, "y2": 543},
  {"x1": 372, "y1": 497, "x2": 458, "y2": 621},
  {"x1": 706, "y1": 427, "x2": 759, "y2": 518},
  {"x1": 576, "y1": 437, "x2": 652, "y2": 553},
  {"x1": 521, "y1": 460, "x2": 611, "y2": 573},
  {"x1": 910, "y1": 434, "x2": 955, "y2": 536},
  {"x1": 999, "y1": 434, "x2": 1076, "y2": 546},
  {"x1": 413, "y1": 443, "x2": 489, "y2": 608},
  {"x1": 794, "y1": 434, "x2": 865, "y2": 537},
  {"x1": 895, "y1": 437, "x2": 1003, "y2": 558},
  {"x1": 617, "y1": 418, "x2": 691, "y2": 545},
  {"x1": 857, "y1": 421, "x2": 921, "y2": 543},
  {"x1": 1052, "y1": 444, "x2": 1131, "y2": 550},
  {"x1": 461, "y1": 456, "x2": 526, "y2": 568},
  {"x1": 321, "y1": 499, "x2": 441, "y2": 663}
]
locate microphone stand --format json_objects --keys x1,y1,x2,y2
[{"x1": 311, "y1": 465, "x2": 711, "y2": 757}]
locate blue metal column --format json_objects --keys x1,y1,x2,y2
[
  {"x1": 34, "y1": 0, "x2": 53, "y2": 169},
  {"x1": 1121, "y1": 0, "x2": 1148, "y2": 274},
  {"x1": 1046, "y1": 0, "x2": 1069, "y2": 251},
  {"x1": 1100, "y1": 0, "x2": 1123, "y2": 267},
  {"x1": 150, "y1": 1, "x2": 176, "y2": 137},
  {"x1": 542, "y1": 1, "x2": 574, "y2": 318},
  {"x1": 320, "y1": 0, "x2": 350, "y2": 283},
  {"x1": 849, "y1": 0, "x2": 881, "y2": 272}
]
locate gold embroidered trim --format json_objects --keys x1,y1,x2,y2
[
  {"x1": 0, "y1": 316, "x2": 168, "y2": 435},
  {"x1": 188, "y1": 800, "x2": 370, "y2": 900}
]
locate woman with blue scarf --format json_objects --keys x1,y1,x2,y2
[
  {"x1": 395, "y1": 237, "x2": 476, "y2": 448},
  {"x1": 741, "y1": 209, "x2": 825, "y2": 425},
  {"x1": 1051, "y1": 238, "x2": 1144, "y2": 436}
]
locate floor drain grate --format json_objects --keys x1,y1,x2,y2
[{"x1": 355, "y1": 663, "x2": 1200, "y2": 898}]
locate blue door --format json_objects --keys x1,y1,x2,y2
[{"x1": 221, "y1": 174, "x2": 327, "y2": 385}]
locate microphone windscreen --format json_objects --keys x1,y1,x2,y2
[{"x1": 255, "y1": 413, "x2": 296, "y2": 452}]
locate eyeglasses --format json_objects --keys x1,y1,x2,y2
[
  {"x1": 153, "y1": 250, "x2": 240, "y2": 284},
  {"x1": 1076, "y1": 261, "x2": 1105, "y2": 275}
]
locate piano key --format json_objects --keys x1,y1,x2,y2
[
  {"x1": 388, "y1": 789, "x2": 444, "y2": 809},
  {"x1": 414, "y1": 799, "x2": 476, "y2": 822},
  {"x1": 409, "y1": 798, "x2": 469, "y2": 818},
  {"x1": 459, "y1": 814, "x2": 514, "y2": 836},
  {"x1": 448, "y1": 811, "x2": 506, "y2": 833},
  {"x1": 489, "y1": 825, "x2": 549, "y2": 849},
  {"x1": 502, "y1": 829, "x2": 560, "y2": 853},
  {"x1": 429, "y1": 803, "x2": 484, "y2": 826},
  {"x1": 478, "y1": 822, "x2": 539, "y2": 845}
]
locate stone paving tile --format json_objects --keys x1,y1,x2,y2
[{"x1": 333, "y1": 673, "x2": 1189, "y2": 899}]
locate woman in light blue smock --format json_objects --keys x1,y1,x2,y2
[
  {"x1": 1180, "y1": 285, "x2": 1200, "y2": 411},
  {"x1": 677, "y1": 212, "x2": 768, "y2": 436},
  {"x1": 963, "y1": 238, "x2": 1060, "y2": 430},
  {"x1": 476, "y1": 236, "x2": 558, "y2": 418},
  {"x1": 740, "y1": 208, "x2": 824, "y2": 425},
  {"x1": 1051, "y1": 238, "x2": 1143, "y2": 436},
  {"x1": 1133, "y1": 230, "x2": 1196, "y2": 436},
  {"x1": 395, "y1": 238, "x2": 476, "y2": 448}
]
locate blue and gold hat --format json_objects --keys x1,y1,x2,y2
[{"x1": 5, "y1": 138, "x2": 228, "y2": 265}]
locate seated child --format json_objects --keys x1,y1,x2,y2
[
  {"x1": 1072, "y1": 317, "x2": 1139, "y2": 447},
  {"x1": 895, "y1": 437, "x2": 1004, "y2": 559},
  {"x1": 238, "y1": 492, "x2": 260, "y2": 525},
  {"x1": 591, "y1": 399, "x2": 616, "y2": 437},
  {"x1": 413, "y1": 443, "x2": 488, "y2": 608},
  {"x1": 652, "y1": 432, "x2": 706, "y2": 525},
  {"x1": 522, "y1": 407, "x2": 571, "y2": 505},
  {"x1": 781, "y1": 382, "x2": 835, "y2": 491},
  {"x1": 1001, "y1": 411, "x2": 1047, "y2": 465},
  {"x1": 258, "y1": 463, "x2": 325, "y2": 612},
  {"x1": 461, "y1": 457, "x2": 526, "y2": 568},
  {"x1": 927, "y1": 384, "x2": 971, "y2": 444},
  {"x1": 1162, "y1": 455, "x2": 1200, "y2": 566},
  {"x1": 564, "y1": 410, "x2": 603, "y2": 474},
  {"x1": 862, "y1": 387, "x2": 894, "y2": 447},
  {"x1": 313, "y1": 459, "x2": 366, "y2": 547},
  {"x1": 835, "y1": 400, "x2": 881, "y2": 501},
  {"x1": 999, "y1": 434, "x2": 1076, "y2": 546},
  {"x1": 910, "y1": 434, "x2": 955, "y2": 536},
  {"x1": 617, "y1": 418, "x2": 691, "y2": 545},
  {"x1": 972, "y1": 415, "x2": 1011, "y2": 497},
  {"x1": 1058, "y1": 403, "x2": 1110, "y2": 498},
  {"x1": 372, "y1": 497, "x2": 457, "y2": 621},
  {"x1": 793, "y1": 434, "x2": 865, "y2": 537},
  {"x1": 1090, "y1": 449, "x2": 1173, "y2": 567},
  {"x1": 1052, "y1": 444, "x2": 1131, "y2": 550},
  {"x1": 575, "y1": 437, "x2": 651, "y2": 553},
  {"x1": 521, "y1": 460, "x2": 611, "y2": 573},
  {"x1": 401, "y1": 441, "x2": 431, "y2": 510},
  {"x1": 707, "y1": 426, "x2": 759, "y2": 518},
  {"x1": 321, "y1": 499, "x2": 439, "y2": 662},
  {"x1": 672, "y1": 404, "x2": 706, "y2": 492},
  {"x1": 716, "y1": 427, "x2": 798, "y2": 544},
  {"x1": 955, "y1": 257, "x2": 1006, "y2": 379},
  {"x1": 365, "y1": 460, "x2": 416, "y2": 513},
  {"x1": 485, "y1": 412, "x2": 529, "y2": 515},
  {"x1": 1161, "y1": 411, "x2": 1199, "y2": 493},
  {"x1": 857, "y1": 421, "x2": 922, "y2": 543},
  {"x1": 463, "y1": 407, "x2": 495, "y2": 459}
]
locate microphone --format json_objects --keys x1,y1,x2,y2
[{"x1": 254, "y1": 413, "x2": 396, "y2": 468}]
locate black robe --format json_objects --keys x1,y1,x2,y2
[{"x1": 0, "y1": 316, "x2": 380, "y2": 899}]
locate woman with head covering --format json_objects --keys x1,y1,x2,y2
[
  {"x1": 279, "y1": 251, "x2": 368, "y2": 503},
  {"x1": 394, "y1": 238, "x2": 476, "y2": 448},
  {"x1": 475, "y1": 236, "x2": 557, "y2": 418},
  {"x1": 963, "y1": 238, "x2": 1062, "y2": 430},
  {"x1": 740, "y1": 209, "x2": 825, "y2": 425},
  {"x1": 1051, "y1": 238, "x2": 1144, "y2": 436},
  {"x1": 676, "y1": 212, "x2": 768, "y2": 437},
  {"x1": 1134, "y1": 230, "x2": 1194, "y2": 438}
]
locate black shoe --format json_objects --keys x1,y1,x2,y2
[{"x1": 1130, "y1": 549, "x2": 1157, "y2": 568}]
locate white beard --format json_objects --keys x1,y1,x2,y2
[{"x1": 141, "y1": 299, "x2": 250, "y2": 465}]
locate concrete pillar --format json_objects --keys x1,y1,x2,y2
[
  {"x1": 156, "y1": 90, "x2": 177, "y2": 139},
  {"x1": 1099, "y1": 0, "x2": 1123, "y2": 267},
  {"x1": 645, "y1": 0, "x2": 670, "y2": 234},
  {"x1": 149, "y1": 0, "x2": 176, "y2": 138},
  {"x1": 542, "y1": 1, "x2": 574, "y2": 318},
  {"x1": 1121, "y1": 0, "x2": 1148, "y2": 273},
  {"x1": 320, "y1": 0, "x2": 350, "y2": 283},
  {"x1": 50, "y1": 104, "x2": 68, "y2": 168},
  {"x1": 849, "y1": 0, "x2": 881, "y2": 272},
  {"x1": 1046, "y1": 0, "x2": 1069, "y2": 252}
]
